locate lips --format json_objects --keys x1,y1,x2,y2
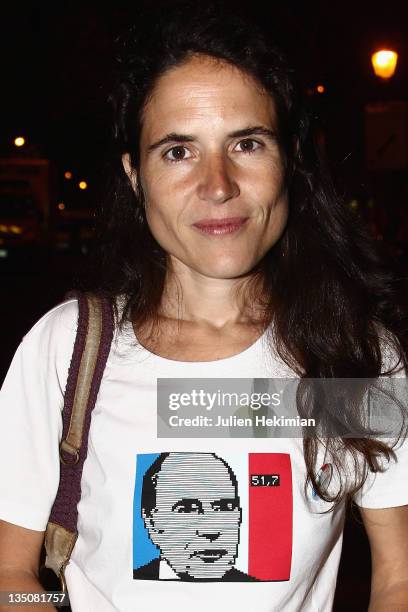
[
  {"x1": 192, "y1": 217, "x2": 248, "y2": 235},
  {"x1": 192, "y1": 549, "x2": 227, "y2": 563}
]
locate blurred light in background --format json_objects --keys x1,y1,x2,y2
[
  {"x1": 58, "y1": 202, "x2": 65, "y2": 210},
  {"x1": 371, "y1": 50, "x2": 398, "y2": 79},
  {"x1": 64, "y1": 171, "x2": 73, "y2": 179},
  {"x1": 316, "y1": 85, "x2": 325, "y2": 94},
  {"x1": 14, "y1": 136, "x2": 25, "y2": 147},
  {"x1": 78, "y1": 181, "x2": 88, "y2": 190},
  {"x1": 0, "y1": 224, "x2": 23, "y2": 234}
]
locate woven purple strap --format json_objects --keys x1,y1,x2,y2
[{"x1": 48, "y1": 291, "x2": 114, "y2": 533}]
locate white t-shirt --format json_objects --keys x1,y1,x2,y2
[{"x1": 0, "y1": 299, "x2": 407, "y2": 612}]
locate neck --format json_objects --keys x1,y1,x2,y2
[{"x1": 158, "y1": 263, "x2": 267, "y2": 331}]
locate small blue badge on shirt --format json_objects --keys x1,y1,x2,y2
[{"x1": 311, "y1": 463, "x2": 333, "y2": 500}]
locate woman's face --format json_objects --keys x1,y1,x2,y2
[{"x1": 123, "y1": 54, "x2": 288, "y2": 281}]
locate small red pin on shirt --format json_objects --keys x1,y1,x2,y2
[{"x1": 312, "y1": 463, "x2": 333, "y2": 500}]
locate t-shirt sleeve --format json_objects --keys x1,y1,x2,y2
[
  {"x1": 353, "y1": 437, "x2": 408, "y2": 508},
  {"x1": 353, "y1": 335, "x2": 408, "y2": 509},
  {"x1": 0, "y1": 299, "x2": 78, "y2": 531}
]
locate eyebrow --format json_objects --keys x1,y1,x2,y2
[{"x1": 147, "y1": 125, "x2": 277, "y2": 153}]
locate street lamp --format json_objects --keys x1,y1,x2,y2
[
  {"x1": 366, "y1": 47, "x2": 406, "y2": 171},
  {"x1": 14, "y1": 136, "x2": 25, "y2": 147},
  {"x1": 371, "y1": 50, "x2": 398, "y2": 79}
]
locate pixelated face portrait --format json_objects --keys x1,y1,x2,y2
[{"x1": 142, "y1": 453, "x2": 242, "y2": 579}]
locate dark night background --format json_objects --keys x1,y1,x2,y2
[{"x1": 0, "y1": 1, "x2": 407, "y2": 610}]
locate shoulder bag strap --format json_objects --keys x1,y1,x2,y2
[{"x1": 44, "y1": 291, "x2": 114, "y2": 590}]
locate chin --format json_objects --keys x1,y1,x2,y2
[
  {"x1": 195, "y1": 258, "x2": 258, "y2": 279},
  {"x1": 198, "y1": 266, "x2": 253, "y2": 280}
]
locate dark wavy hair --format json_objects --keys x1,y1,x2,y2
[{"x1": 86, "y1": 0, "x2": 408, "y2": 508}]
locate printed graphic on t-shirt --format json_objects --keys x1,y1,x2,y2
[{"x1": 133, "y1": 452, "x2": 292, "y2": 582}]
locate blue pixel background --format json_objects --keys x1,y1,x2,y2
[{"x1": 133, "y1": 453, "x2": 161, "y2": 569}]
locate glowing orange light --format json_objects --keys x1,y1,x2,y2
[
  {"x1": 14, "y1": 136, "x2": 25, "y2": 147},
  {"x1": 64, "y1": 171, "x2": 73, "y2": 180},
  {"x1": 371, "y1": 50, "x2": 398, "y2": 79},
  {"x1": 78, "y1": 181, "x2": 88, "y2": 190},
  {"x1": 316, "y1": 85, "x2": 325, "y2": 94},
  {"x1": 58, "y1": 202, "x2": 65, "y2": 210}
]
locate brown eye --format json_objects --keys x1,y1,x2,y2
[
  {"x1": 235, "y1": 139, "x2": 262, "y2": 153},
  {"x1": 164, "y1": 146, "x2": 191, "y2": 162}
]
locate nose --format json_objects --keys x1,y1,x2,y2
[
  {"x1": 195, "y1": 507, "x2": 221, "y2": 541},
  {"x1": 195, "y1": 528, "x2": 221, "y2": 542},
  {"x1": 197, "y1": 153, "x2": 240, "y2": 204}
]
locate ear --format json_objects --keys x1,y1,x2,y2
[
  {"x1": 142, "y1": 508, "x2": 155, "y2": 532},
  {"x1": 122, "y1": 153, "x2": 138, "y2": 192}
]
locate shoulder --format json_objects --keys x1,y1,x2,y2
[
  {"x1": 15, "y1": 299, "x2": 80, "y2": 389},
  {"x1": 22, "y1": 298, "x2": 79, "y2": 346},
  {"x1": 133, "y1": 558, "x2": 160, "y2": 580},
  {"x1": 222, "y1": 567, "x2": 259, "y2": 581}
]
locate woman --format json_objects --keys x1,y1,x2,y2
[{"x1": 0, "y1": 2, "x2": 407, "y2": 610}]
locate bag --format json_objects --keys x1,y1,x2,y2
[{"x1": 42, "y1": 291, "x2": 114, "y2": 592}]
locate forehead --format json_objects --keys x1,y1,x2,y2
[
  {"x1": 141, "y1": 54, "x2": 277, "y2": 139},
  {"x1": 155, "y1": 453, "x2": 236, "y2": 499}
]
